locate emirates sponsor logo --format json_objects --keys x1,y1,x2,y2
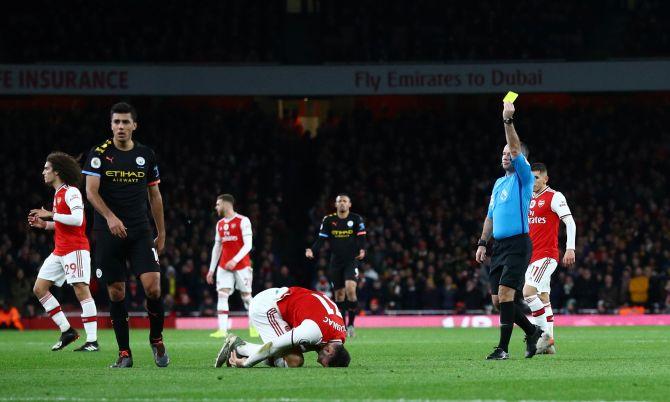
[
  {"x1": 529, "y1": 216, "x2": 547, "y2": 224},
  {"x1": 222, "y1": 235, "x2": 239, "y2": 242}
]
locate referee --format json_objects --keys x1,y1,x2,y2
[
  {"x1": 83, "y1": 102, "x2": 168, "y2": 368},
  {"x1": 475, "y1": 101, "x2": 548, "y2": 360},
  {"x1": 306, "y1": 194, "x2": 366, "y2": 337}
]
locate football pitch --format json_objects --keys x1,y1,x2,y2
[{"x1": 1, "y1": 326, "x2": 668, "y2": 402}]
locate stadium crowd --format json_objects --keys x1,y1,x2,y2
[
  {"x1": 0, "y1": 96, "x2": 669, "y2": 319},
  {"x1": 305, "y1": 97, "x2": 670, "y2": 314},
  {"x1": 2, "y1": 0, "x2": 668, "y2": 63}
]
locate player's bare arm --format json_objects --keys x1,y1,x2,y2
[
  {"x1": 502, "y1": 102, "x2": 521, "y2": 156},
  {"x1": 356, "y1": 249, "x2": 365, "y2": 260},
  {"x1": 148, "y1": 185, "x2": 166, "y2": 254},
  {"x1": 86, "y1": 175, "x2": 127, "y2": 238},
  {"x1": 475, "y1": 216, "x2": 493, "y2": 263}
]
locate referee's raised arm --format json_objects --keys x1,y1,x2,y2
[{"x1": 502, "y1": 102, "x2": 521, "y2": 156}]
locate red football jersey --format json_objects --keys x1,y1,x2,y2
[
  {"x1": 529, "y1": 187, "x2": 571, "y2": 262},
  {"x1": 52, "y1": 185, "x2": 89, "y2": 256},
  {"x1": 277, "y1": 287, "x2": 346, "y2": 344},
  {"x1": 216, "y1": 214, "x2": 252, "y2": 271}
]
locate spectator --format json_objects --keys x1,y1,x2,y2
[
  {"x1": 440, "y1": 275, "x2": 458, "y2": 310},
  {"x1": 0, "y1": 299, "x2": 24, "y2": 330},
  {"x1": 629, "y1": 267, "x2": 650, "y2": 307},
  {"x1": 598, "y1": 274, "x2": 619, "y2": 313},
  {"x1": 273, "y1": 265, "x2": 296, "y2": 288},
  {"x1": 9, "y1": 269, "x2": 32, "y2": 315}
]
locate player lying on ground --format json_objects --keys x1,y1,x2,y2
[
  {"x1": 28, "y1": 152, "x2": 98, "y2": 352},
  {"x1": 215, "y1": 287, "x2": 350, "y2": 368}
]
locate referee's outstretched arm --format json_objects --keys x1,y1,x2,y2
[{"x1": 502, "y1": 102, "x2": 521, "y2": 156}]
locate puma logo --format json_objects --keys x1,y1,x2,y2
[{"x1": 105, "y1": 156, "x2": 114, "y2": 163}]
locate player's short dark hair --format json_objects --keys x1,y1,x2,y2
[
  {"x1": 531, "y1": 162, "x2": 548, "y2": 173},
  {"x1": 336, "y1": 193, "x2": 350, "y2": 200},
  {"x1": 327, "y1": 344, "x2": 350, "y2": 367},
  {"x1": 47, "y1": 152, "x2": 81, "y2": 187},
  {"x1": 217, "y1": 194, "x2": 235, "y2": 205},
  {"x1": 110, "y1": 102, "x2": 138, "y2": 121}
]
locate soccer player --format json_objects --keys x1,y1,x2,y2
[
  {"x1": 524, "y1": 163, "x2": 576, "y2": 354},
  {"x1": 475, "y1": 101, "x2": 549, "y2": 360},
  {"x1": 305, "y1": 194, "x2": 365, "y2": 337},
  {"x1": 28, "y1": 152, "x2": 98, "y2": 351},
  {"x1": 215, "y1": 286, "x2": 350, "y2": 368},
  {"x1": 206, "y1": 194, "x2": 253, "y2": 338},
  {"x1": 82, "y1": 102, "x2": 168, "y2": 368}
]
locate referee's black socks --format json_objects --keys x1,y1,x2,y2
[
  {"x1": 514, "y1": 299, "x2": 536, "y2": 335},
  {"x1": 498, "y1": 301, "x2": 515, "y2": 352},
  {"x1": 146, "y1": 297, "x2": 165, "y2": 343},
  {"x1": 110, "y1": 300, "x2": 130, "y2": 353},
  {"x1": 346, "y1": 299, "x2": 358, "y2": 327},
  {"x1": 336, "y1": 301, "x2": 347, "y2": 326}
]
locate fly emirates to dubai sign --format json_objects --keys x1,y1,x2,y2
[{"x1": 0, "y1": 61, "x2": 668, "y2": 95}]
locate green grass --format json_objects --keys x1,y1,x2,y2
[{"x1": 1, "y1": 326, "x2": 669, "y2": 401}]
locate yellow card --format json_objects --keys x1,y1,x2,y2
[{"x1": 503, "y1": 91, "x2": 518, "y2": 103}]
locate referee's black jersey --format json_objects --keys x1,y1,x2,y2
[
  {"x1": 82, "y1": 139, "x2": 160, "y2": 232},
  {"x1": 311, "y1": 213, "x2": 367, "y2": 263}
]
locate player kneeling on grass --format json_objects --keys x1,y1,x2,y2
[
  {"x1": 28, "y1": 152, "x2": 98, "y2": 352},
  {"x1": 215, "y1": 287, "x2": 350, "y2": 368}
]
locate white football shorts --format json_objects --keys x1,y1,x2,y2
[
  {"x1": 216, "y1": 266, "x2": 253, "y2": 293},
  {"x1": 248, "y1": 287, "x2": 292, "y2": 343},
  {"x1": 525, "y1": 257, "x2": 558, "y2": 293},
  {"x1": 37, "y1": 250, "x2": 91, "y2": 287}
]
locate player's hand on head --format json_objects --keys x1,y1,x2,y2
[
  {"x1": 106, "y1": 215, "x2": 127, "y2": 238},
  {"x1": 229, "y1": 350, "x2": 246, "y2": 368},
  {"x1": 563, "y1": 249, "x2": 576, "y2": 267},
  {"x1": 305, "y1": 249, "x2": 314, "y2": 259},
  {"x1": 502, "y1": 102, "x2": 515, "y2": 119},
  {"x1": 475, "y1": 246, "x2": 487, "y2": 263}
]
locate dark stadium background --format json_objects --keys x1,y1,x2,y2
[{"x1": 1, "y1": 0, "x2": 669, "y2": 321}]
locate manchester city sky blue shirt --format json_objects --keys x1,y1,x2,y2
[{"x1": 487, "y1": 153, "x2": 534, "y2": 240}]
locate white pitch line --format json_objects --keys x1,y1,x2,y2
[{"x1": 0, "y1": 398, "x2": 649, "y2": 402}]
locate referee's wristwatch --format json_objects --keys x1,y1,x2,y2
[
  {"x1": 503, "y1": 117, "x2": 514, "y2": 125},
  {"x1": 477, "y1": 239, "x2": 488, "y2": 248}
]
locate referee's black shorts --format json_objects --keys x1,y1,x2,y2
[
  {"x1": 488, "y1": 233, "x2": 531, "y2": 295},
  {"x1": 328, "y1": 259, "x2": 359, "y2": 290},
  {"x1": 93, "y1": 228, "x2": 160, "y2": 284}
]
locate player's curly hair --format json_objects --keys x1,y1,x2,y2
[
  {"x1": 327, "y1": 344, "x2": 350, "y2": 367},
  {"x1": 47, "y1": 152, "x2": 81, "y2": 187}
]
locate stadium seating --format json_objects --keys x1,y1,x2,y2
[{"x1": 1, "y1": 96, "x2": 668, "y2": 316}]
